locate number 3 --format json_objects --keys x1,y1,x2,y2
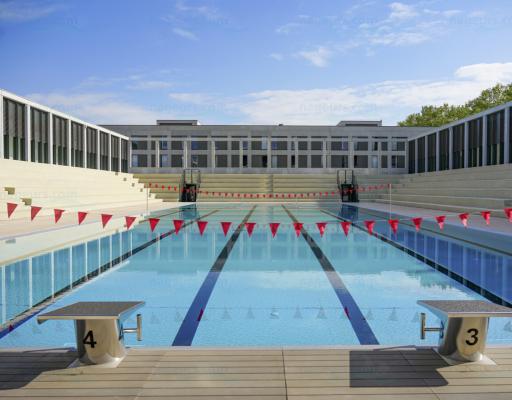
[
  {"x1": 83, "y1": 330, "x2": 98, "y2": 348},
  {"x1": 465, "y1": 328, "x2": 479, "y2": 346}
]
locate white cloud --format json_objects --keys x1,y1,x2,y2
[
  {"x1": 232, "y1": 62, "x2": 512, "y2": 125},
  {"x1": 388, "y1": 2, "x2": 418, "y2": 20},
  {"x1": 368, "y1": 30, "x2": 430, "y2": 46},
  {"x1": 168, "y1": 92, "x2": 212, "y2": 105},
  {"x1": 0, "y1": 0, "x2": 59, "y2": 22},
  {"x1": 270, "y1": 53, "x2": 284, "y2": 61},
  {"x1": 26, "y1": 93, "x2": 163, "y2": 124},
  {"x1": 172, "y1": 27, "x2": 198, "y2": 41},
  {"x1": 275, "y1": 22, "x2": 303, "y2": 35},
  {"x1": 127, "y1": 80, "x2": 174, "y2": 90},
  {"x1": 175, "y1": 1, "x2": 223, "y2": 22},
  {"x1": 296, "y1": 46, "x2": 333, "y2": 67}
]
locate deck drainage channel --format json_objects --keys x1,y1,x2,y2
[
  {"x1": 172, "y1": 205, "x2": 257, "y2": 346},
  {"x1": 282, "y1": 205, "x2": 379, "y2": 345},
  {"x1": 0, "y1": 209, "x2": 219, "y2": 339},
  {"x1": 320, "y1": 208, "x2": 512, "y2": 308}
]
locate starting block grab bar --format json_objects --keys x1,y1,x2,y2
[
  {"x1": 418, "y1": 300, "x2": 512, "y2": 365},
  {"x1": 37, "y1": 301, "x2": 145, "y2": 367}
]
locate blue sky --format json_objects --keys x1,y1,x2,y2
[{"x1": 1, "y1": 0, "x2": 512, "y2": 125}]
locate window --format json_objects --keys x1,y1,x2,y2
[
  {"x1": 159, "y1": 141, "x2": 168, "y2": 150},
  {"x1": 381, "y1": 142, "x2": 388, "y2": 151},
  {"x1": 392, "y1": 155, "x2": 405, "y2": 168},
  {"x1": 171, "y1": 155, "x2": 182, "y2": 167},
  {"x1": 231, "y1": 154, "x2": 239, "y2": 167},
  {"x1": 231, "y1": 141, "x2": 240, "y2": 150},
  {"x1": 331, "y1": 155, "x2": 348, "y2": 168},
  {"x1": 242, "y1": 155, "x2": 248, "y2": 167},
  {"x1": 417, "y1": 136, "x2": 425, "y2": 172},
  {"x1": 354, "y1": 142, "x2": 368, "y2": 151},
  {"x1": 251, "y1": 141, "x2": 262, "y2": 151},
  {"x1": 86, "y1": 128, "x2": 97, "y2": 169},
  {"x1": 191, "y1": 154, "x2": 208, "y2": 167},
  {"x1": 171, "y1": 141, "x2": 183, "y2": 150},
  {"x1": 271, "y1": 155, "x2": 287, "y2": 168},
  {"x1": 331, "y1": 141, "x2": 348, "y2": 151},
  {"x1": 99, "y1": 132, "x2": 109, "y2": 170},
  {"x1": 408, "y1": 140, "x2": 416, "y2": 173},
  {"x1": 30, "y1": 107, "x2": 49, "y2": 164},
  {"x1": 271, "y1": 140, "x2": 287, "y2": 150},
  {"x1": 251, "y1": 155, "x2": 267, "y2": 168},
  {"x1": 298, "y1": 155, "x2": 308, "y2": 168},
  {"x1": 487, "y1": 111, "x2": 504, "y2": 166},
  {"x1": 298, "y1": 141, "x2": 308, "y2": 151},
  {"x1": 191, "y1": 141, "x2": 207, "y2": 151},
  {"x1": 392, "y1": 141, "x2": 406, "y2": 151},
  {"x1": 311, "y1": 141, "x2": 323, "y2": 151},
  {"x1": 3, "y1": 98, "x2": 26, "y2": 161},
  {"x1": 215, "y1": 141, "x2": 228, "y2": 151},
  {"x1": 291, "y1": 155, "x2": 295, "y2": 167},
  {"x1": 354, "y1": 155, "x2": 368, "y2": 168},
  {"x1": 372, "y1": 142, "x2": 379, "y2": 151},
  {"x1": 53, "y1": 115, "x2": 68, "y2": 166},
  {"x1": 160, "y1": 154, "x2": 170, "y2": 167},
  {"x1": 215, "y1": 154, "x2": 228, "y2": 167},
  {"x1": 371, "y1": 155, "x2": 378, "y2": 168},
  {"x1": 381, "y1": 155, "x2": 388, "y2": 168},
  {"x1": 131, "y1": 140, "x2": 147, "y2": 150},
  {"x1": 311, "y1": 155, "x2": 323, "y2": 168},
  {"x1": 121, "y1": 139, "x2": 128, "y2": 172},
  {"x1": 242, "y1": 141, "x2": 248, "y2": 150},
  {"x1": 111, "y1": 136, "x2": 119, "y2": 171},
  {"x1": 132, "y1": 154, "x2": 147, "y2": 167},
  {"x1": 70, "y1": 122, "x2": 84, "y2": 168}
]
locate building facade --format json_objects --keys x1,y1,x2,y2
[
  {"x1": 104, "y1": 120, "x2": 430, "y2": 174},
  {"x1": 407, "y1": 101, "x2": 512, "y2": 174},
  {"x1": 0, "y1": 89, "x2": 130, "y2": 173}
]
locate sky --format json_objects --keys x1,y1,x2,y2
[{"x1": 1, "y1": 0, "x2": 512, "y2": 126}]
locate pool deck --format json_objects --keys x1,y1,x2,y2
[{"x1": 1, "y1": 346, "x2": 512, "y2": 399}]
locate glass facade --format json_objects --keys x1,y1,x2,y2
[
  {"x1": 486, "y1": 111, "x2": 504, "y2": 166},
  {"x1": 417, "y1": 137, "x2": 425, "y2": 173},
  {"x1": 3, "y1": 98, "x2": 26, "y2": 161},
  {"x1": 70, "y1": 122, "x2": 84, "y2": 168},
  {"x1": 52, "y1": 115, "x2": 68, "y2": 166},
  {"x1": 468, "y1": 118, "x2": 482, "y2": 168},
  {"x1": 452, "y1": 124, "x2": 464, "y2": 170},
  {"x1": 427, "y1": 133, "x2": 436, "y2": 172},
  {"x1": 86, "y1": 128, "x2": 98, "y2": 169},
  {"x1": 439, "y1": 129, "x2": 449, "y2": 171},
  {"x1": 30, "y1": 107, "x2": 49, "y2": 163},
  {"x1": 99, "y1": 131, "x2": 109, "y2": 170}
]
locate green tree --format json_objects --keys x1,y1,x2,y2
[{"x1": 398, "y1": 83, "x2": 512, "y2": 127}]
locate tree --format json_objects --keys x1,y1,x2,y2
[{"x1": 398, "y1": 83, "x2": 512, "y2": 127}]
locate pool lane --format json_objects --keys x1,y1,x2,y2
[
  {"x1": 282, "y1": 205, "x2": 379, "y2": 345},
  {"x1": 172, "y1": 205, "x2": 257, "y2": 346}
]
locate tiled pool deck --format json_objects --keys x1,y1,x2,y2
[{"x1": 1, "y1": 346, "x2": 512, "y2": 399}]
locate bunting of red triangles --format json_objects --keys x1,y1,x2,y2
[
  {"x1": 269, "y1": 222, "x2": 280, "y2": 237},
  {"x1": 245, "y1": 222, "x2": 256, "y2": 236},
  {"x1": 54, "y1": 209, "x2": 65, "y2": 223},
  {"x1": 388, "y1": 219, "x2": 399, "y2": 235},
  {"x1": 480, "y1": 211, "x2": 491, "y2": 225},
  {"x1": 316, "y1": 222, "x2": 327, "y2": 237},
  {"x1": 6, "y1": 203, "x2": 17, "y2": 218},
  {"x1": 340, "y1": 221, "x2": 351, "y2": 236},
  {"x1": 30, "y1": 206, "x2": 42, "y2": 221},
  {"x1": 125, "y1": 216, "x2": 136, "y2": 230},
  {"x1": 364, "y1": 220, "x2": 375, "y2": 235},
  {"x1": 101, "y1": 214, "x2": 112, "y2": 228},
  {"x1": 411, "y1": 217, "x2": 422, "y2": 231},
  {"x1": 505, "y1": 208, "x2": 512, "y2": 223},
  {"x1": 149, "y1": 218, "x2": 160, "y2": 232},
  {"x1": 77, "y1": 211, "x2": 88, "y2": 225},
  {"x1": 435, "y1": 215, "x2": 446, "y2": 230},
  {"x1": 197, "y1": 220, "x2": 208, "y2": 235},
  {"x1": 459, "y1": 213, "x2": 469, "y2": 227},
  {"x1": 293, "y1": 222, "x2": 303, "y2": 237},
  {"x1": 173, "y1": 219, "x2": 184, "y2": 234},
  {"x1": 220, "y1": 221, "x2": 231, "y2": 236}
]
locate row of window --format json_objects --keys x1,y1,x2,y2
[
  {"x1": 409, "y1": 108, "x2": 512, "y2": 173},
  {"x1": 2, "y1": 98, "x2": 129, "y2": 172},
  {"x1": 132, "y1": 153, "x2": 406, "y2": 169}
]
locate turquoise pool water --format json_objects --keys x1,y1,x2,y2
[{"x1": 1, "y1": 203, "x2": 511, "y2": 347}]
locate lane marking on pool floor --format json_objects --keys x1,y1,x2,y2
[
  {"x1": 282, "y1": 205, "x2": 379, "y2": 345},
  {"x1": 321, "y1": 208, "x2": 512, "y2": 308},
  {"x1": 172, "y1": 205, "x2": 257, "y2": 346},
  {"x1": 0, "y1": 209, "x2": 220, "y2": 339}
]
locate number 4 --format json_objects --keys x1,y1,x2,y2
[{"x1": 83, "y1": 330, "x2": 97, "y2": 348}]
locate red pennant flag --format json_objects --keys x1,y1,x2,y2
[
  {"x1": 340, "y1": 221, "x2": 351, "y2": 236},
  {"x1": 293, "y1": 222, "x2": 303, "y2": 237},
  {"x1": 459, "y1": 213, "x2": 469, "y2": 228},
  {"x1": 101, "y1": 214, "x2": 112, "y2": 228},
  {"x1": 6, "y1": 203, "x2": 17, "y2": 218},
  {"x1": 77, "y1": 211, "x2": 87, "y2": 225},
  {"x1": 30, "y1": 206, "x2": 42, "y2": 221},
  {"x1": 197, "y1": 220, "x2": 208, "y2": 235},
  {"x1": 221, "y1": 221, "x2": 231, "y2": 236},
  {"x1": 435, "y1": 215, "x2": 446, "y2": 230},
  {"x1": 316, "y1": 222, "x2": 327, "y2": 237},
  {"x1": 364, "y1": 220, "x2": 375, "y2": 235},
  {"x1": 173, "y1": 219, "x2": 184, "y2": 234},
  {"x1": 125, "y1": 216, "x2": 136, "y2": 229},
  {"x1": 480, "y1": 211, "x2": 491, "y2": 225},
  {"x1": 269, "y1": 222, "x2": 280, "y2": 237},
  {"x1": 388, "y1": 219, "x2": 399, "y2": 234},
  {"x1": 149, "y1": 218, "x2": 160, "y2": 232},
  {"x1": 245, "y1": 222, "x2": 256, "y2": 237},
  {"x1": 54, "y1": 209, "x2": 64, "y2": 223},
  {"x1": 412, "y1": 217, "x2": 423, "y2": 231},
  {"x1": 505, "y1": 208, "x2": 512, "y2": 223}
]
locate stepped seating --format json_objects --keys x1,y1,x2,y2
[
  {"x1": 370, "y1": 164, "x2": 512, "y2": 217},
  {"x1": 272, "y1": 174, "x2": 338, "y2": 202},
  {"x1": 354, "y1": 174, "x2": 404, "y2": 202},
  {"x1": 0, "y1": 159, "x2": 162, "y2": 220},
  {"x1": 133, "y1": 174, "x2": 181, "y2": 202},
  {"x1": 197, "y1": 174, "x2": 271, "y2": 202}
]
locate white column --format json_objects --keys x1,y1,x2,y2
[
  {"x1": 266, "y1": 137, "x2": 271, "y2": 170},
  {"x1": 83, "y1": 125, "x2": 87, "y2": 168},
  {"x1": 448, "y1": 127, "x2": 453, "y2": 170},
  {"x1": 48, "y1": 113, "x2": 54, "y2": 164},
  {"x1": 156, "y1": 139, "x2": 160, "y2": 169},
  {"x1": 25, "y1": 105, "x2": 31, "y2": 162},
  {"x1": 108, "y1": 134, "x2": 112, "y2": 171},
  {"x1": 504, "y1": 106, "x2": 510, "y2": 164},
  {"x1": 0, "y1": 93, "x2": 4, "y2": 159},
  {"x1": 67, "y1": 119, "x2": 71, "y2": 166},
  {"x1": 482, "y1": 115, "x2": 488, "y2": 166},
  {"x1": 435, "y1": 131, "x2": 440, "y2": 171},
  {"x1": 464, "y1": 121, "x2": 469, "y2": 168},
  {"x1": 323, "y1": 139, "x2": 327, "y2": 169},
  {"x1": 295, "y1": 138, "x2": 299, "y2": 169},
  {"x1": 96, "y1": 130, "x2": 101, "y2": 170},
  {"x1": 183, "y1": 139, "x2": 188, "y2": 168},
  {"x1": 211, "y1": 138, "x2": 215, "y2": 170},
  {"x1": 348, "y1": 139, "x2": 354, "y2": 169},
  {"x1": 239, "y1": 140, "x2": 243, "y2": 170},
  {"x1": 118, "y1": 137, "x2": 122, "y2": 172}
]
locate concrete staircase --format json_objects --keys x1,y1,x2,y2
[
  {"x1": 272, "y1": 174, "x2": 338, "y2": 202},
  {"x1": 370, "y1": 164, "x2": 512, "y2": 217},
  {"x1": 133, "y1": 173, "x2": 181, "y2": 202},
  {"x1": 0, "y1": 159, "x2": 163, "y2": 220}
]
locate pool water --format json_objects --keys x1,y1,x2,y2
[{"x1": 1, "y1": 203, "x2": 511, "y2": 347}]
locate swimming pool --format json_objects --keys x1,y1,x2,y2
[{"x1": 1, "y1": 203, "x2": 511, "y2": 347}]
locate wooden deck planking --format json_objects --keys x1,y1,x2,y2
[{"x1": 0, "y1": 347, "x2": 511, "y2": 399}]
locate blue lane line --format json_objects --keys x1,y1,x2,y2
[
  {"x1": 282, "y1": 205, "x2": 379, "y2": 345},
  {"x1": 172, "y1": 206, "x2": 257, "y2": 346}
]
